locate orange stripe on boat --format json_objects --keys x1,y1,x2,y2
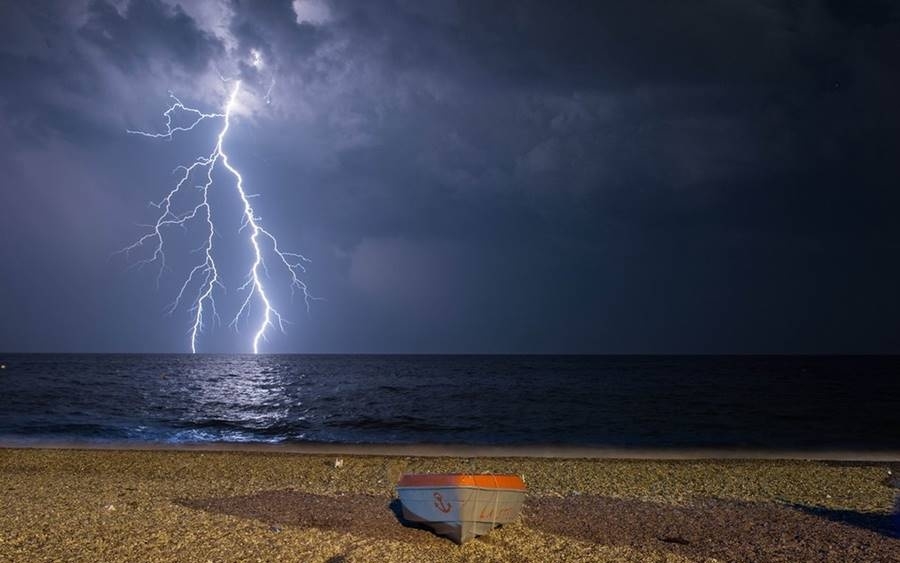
[{"x1": 397, "y1": 473, "x2": 526, "y2": 490}]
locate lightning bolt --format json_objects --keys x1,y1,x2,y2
[{"x1": 119, "y1": 81, "x2": 313, "y2": 354}]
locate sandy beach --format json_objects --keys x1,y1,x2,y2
[{"x1": 0, "y1": 447, "x2": 897, "y2": 562}]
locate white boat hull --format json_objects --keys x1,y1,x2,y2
[{"x1": 397, "y1": 476, "x2": 526, "y2": 543}]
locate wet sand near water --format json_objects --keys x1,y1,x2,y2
[{"x1": 0, "y1": 447, "x2": 897, "y2": 562}]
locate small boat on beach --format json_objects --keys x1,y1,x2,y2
[{"x1": 396, "y1": 473, "x2": 526, "y2": 544}]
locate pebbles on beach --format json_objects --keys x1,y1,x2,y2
[{"x1": 0, "y1": 448, "x2": 896, "y2": 562}]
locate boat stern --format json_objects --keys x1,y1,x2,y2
[{"x1": 396, "y1": 473, "x2": 526, "y2": 544}]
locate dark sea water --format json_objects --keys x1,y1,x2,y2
[{"x1": 0, "y1": 354, "x2": 898, "y2": 450}]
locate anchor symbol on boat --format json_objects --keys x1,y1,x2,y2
[{"x1": 433, "y1": 492, "x2": 452, "y2": 513}]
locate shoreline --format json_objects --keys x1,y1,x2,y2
[{"x1": 2, "y1": 440, "x2": 900, "y2": 461}]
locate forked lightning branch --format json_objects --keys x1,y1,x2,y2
[{"x1": 119, "y1": 81, "x2": 312, "y2": 354}]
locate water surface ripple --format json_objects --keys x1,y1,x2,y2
[{"x1": 0, "y1": 355, "x2": 897, "y2": 449}]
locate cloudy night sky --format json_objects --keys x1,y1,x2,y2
[{"x1": 1, "y1": 0, "x2": 899, "y2": 354}]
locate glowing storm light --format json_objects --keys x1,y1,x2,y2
[{"x1": 120, "y1": 81, "x2": 312, "y2": 354}]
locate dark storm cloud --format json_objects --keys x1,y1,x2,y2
[
  {"x1": 259, "y1": 0, "x2": 899, "y2": 247},
  {"x1": 326, "y1": 1, "x2": 788, "y2": 89},
  {"x1": 0, "y1": 1, "x2": 226, "y2": 144},
  {"x1": 229, "y1": 0, "x2": 328, "y2": 61},
  {"x1": 79, "y1": 0, "x2": 224, "y2": 73},
  {"x1": 1, "y1": 0, "x2": 899, "y2": 352}
]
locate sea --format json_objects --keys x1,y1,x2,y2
[{"x1": 0, "y1": 354, "x2": 898, "y2": 450}]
